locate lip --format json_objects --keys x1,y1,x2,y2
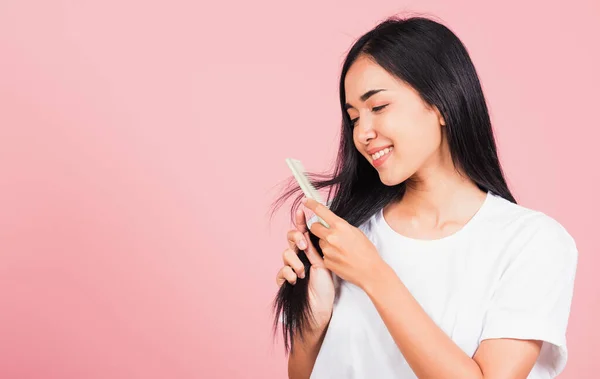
[
  {"x1": 366, "y1": 145, "x2": 393, "y2": 155},
  {"x1": 372, "y1": 148, "x2": 392, "y2": 168}
]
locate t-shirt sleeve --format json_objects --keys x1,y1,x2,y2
[
  {"x1": 478, "y1": 213, "x2": 578, "y2": 377},
  {"x1": 307, "y1": 214, "x2": 319, "y2": 229}
]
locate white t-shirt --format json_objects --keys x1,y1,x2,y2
[{"x1": 306, "y1": 191, "x2": 578, "y2": 379}]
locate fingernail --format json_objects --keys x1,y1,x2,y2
[
  {"x1": 299, "y1": 272, "x2": 305, "y2": 279},
  {"x1": 301, "y1": 197, "x2": 307, "y2": 204},
  {"x1": 298, "y1": 239, "x2": 307, "y2": 249}
]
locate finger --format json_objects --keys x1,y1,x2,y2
[
  {"x1": 303, "y1": 231, "x2": 325, "y2": 267},
  {"x1": 276, "y1": 265, "x2": 297, "y2": 286},
  {"x1": 294, "y1": 207, "x2": 308, "y2": 233},
  {"x1": 276, "y1": 266, "x2": 288, "y2": 286},
  {"x1": 282, "y1": 248, "x2": 305, "y2": 279},
  {"x1": 302, "y1": 198, "x2": 339, "y2": 229},
  {"x1": 308, "y1": 220, "x2": 329, "y2": 240},
  {"x1": 287, "y1": 229, "x2": 307, "y2": 252}
]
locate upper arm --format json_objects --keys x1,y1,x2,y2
[{"x1": 473, "y1": 338, "x2": 542, "y2": 379}]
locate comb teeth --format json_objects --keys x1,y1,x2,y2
[
  {"x1": 285, "y1": 158, "x2": 330, "y2": 228},
  {"x1": 285, "y1": 158, "x2": 324, "y2": 204}
]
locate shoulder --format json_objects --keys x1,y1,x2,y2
[{"x1": 485, "y1": 193, "x2": 578, "y2": 267}]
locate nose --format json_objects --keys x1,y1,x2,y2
[{"x1": 355, "y1": 119, "x2": 376, "y2": 145}]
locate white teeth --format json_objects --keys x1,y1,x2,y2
[{"x1": 371, "y1": 146, "x2": 393, "y2": 160}]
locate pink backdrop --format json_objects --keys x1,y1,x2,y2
[{"x1": 0, "y1": 0, "x2": 598, "y2": 378}]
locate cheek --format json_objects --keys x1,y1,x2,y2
[
  {"x1": 414, "y1": 118, "x2": 442, "y2": 146},
  {"x1": 352, "y1": 129, "x2": 360, "y2": 150},
  {"x1": 386, "y1": 112, "x2": 441, "y2": 156}
]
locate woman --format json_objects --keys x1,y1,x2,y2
[{"x1": 271, "y1": 15, "x2": 578, "y2": 379}]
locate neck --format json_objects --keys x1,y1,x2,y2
[{"x1": 398, "y1": 145, "x2": 486, "y2": 225}]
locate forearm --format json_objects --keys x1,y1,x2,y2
[
  {"x1": 288, "y1": 323, "x2": 329, "y2": 379},
  {"x1": 363, "y1": 264, "x2": 484, "y2": 379}
]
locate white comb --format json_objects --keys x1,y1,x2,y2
[{"x1": 285, "y1": 158, "x2": 330, "y2": 228}]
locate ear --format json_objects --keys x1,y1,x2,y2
[{"x1": 434, "y1": 106, "x2": 446, "y2": 126}]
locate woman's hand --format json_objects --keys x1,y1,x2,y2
[
  {"x1": 276, "y1": 207, "x2": 335, "y2": 330},
  {"x1": 301, "y1": 197, "x2": 388, "y2": 291}
]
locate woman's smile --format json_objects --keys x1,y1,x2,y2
[{"x1": 372, "y1": 146, "x2": 393, "y2": 168}]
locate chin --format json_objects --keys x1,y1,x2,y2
[
  {"x1": 378, "y1": 173, "x2": 405, "y2": 187},
  {"x1": 377, "y1": 164, "x2": 412, "y2": 186}
]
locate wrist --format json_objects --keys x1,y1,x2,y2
[
  {"x1": 361, "y1": 259, "x2": 395, "y2": 297},
  {"x1": 309, "y1": 310, "x2": 332, "y2": 333}
]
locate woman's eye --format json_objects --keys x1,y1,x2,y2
[
  {"x1": 350, "y1": 105, "x2": 388, "y2": 127},
  {"x1": 372, "y1": 104, "x2": 388, "y2": 112}
]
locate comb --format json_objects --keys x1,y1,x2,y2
[{"x1": 285, "y1": 158, "x2": 330, "y2": 228}]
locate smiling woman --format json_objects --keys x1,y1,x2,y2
[
  {"x1": 269, "y1": 15, "x2": 578, "y2": 379},
  {"x1": 345, "y1": 61, "x2": 450, "y2": 186}
]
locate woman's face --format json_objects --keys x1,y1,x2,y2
[{"x1": 345, "y1": 55, "x2": 446, "y2": 186}]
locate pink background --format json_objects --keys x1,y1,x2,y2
[{"x1": 0, "y1": 0, "x2": 598, "y2": 378}]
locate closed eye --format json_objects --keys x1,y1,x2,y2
[{"x1": 350, "y1": 104, "x2": 389, "y2": 126}]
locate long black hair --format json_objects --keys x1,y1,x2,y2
[{"x1": 270, "y1": 15, "x2": 516, "y2": 354}]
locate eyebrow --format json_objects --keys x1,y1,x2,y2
[{"x1": 344, "y1": 89, "x2": 387, "y2": 110}]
